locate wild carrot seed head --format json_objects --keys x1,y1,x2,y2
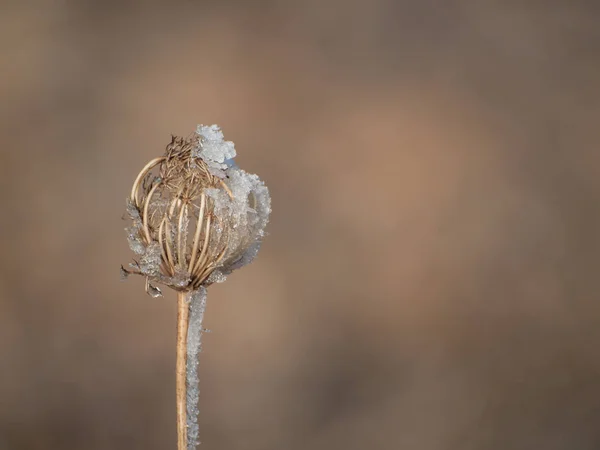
[{"x1": 122, "y1": 125, "x2": 271, "y2": 295}]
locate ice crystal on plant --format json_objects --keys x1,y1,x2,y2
[
  {"x1": 186, "y1": 287, "x2": 207, "y2": 449},
  {"x1": 195, "y1": 124, "x2": 237, "y2": 171},
  {"x1": 126, "y1": 199, "x2": 141, "y2": 222},
  {"x1": 139, "y1": 242, "x2": 162, "y2": 277},
  {"x1": 126, "y1": 226, "x2": 145, "y2": 255},
  {"x1": 205, "y1": 269, "x2": 227, "y2": 285}
]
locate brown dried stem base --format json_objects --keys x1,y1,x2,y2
[{"x1": 176, "y1": 291, "x2": 190, "y2": 450}]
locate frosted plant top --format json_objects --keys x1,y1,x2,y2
[{"x1": 122, "y1": 124, "x2": 271, "y2": 295}]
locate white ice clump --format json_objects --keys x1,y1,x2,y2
[
  {"x1": 193, "y1": 125, "x2": 271, "y2": 284},
  {"x1": 195, "y1": 125, "x2": 237, "y2": 176},
  {"x1": 204, "y1": 187, "x2": 230, "y2": 217},
  {"x1": 186, "y1": 287, "x2": 207, "y2": 450}
]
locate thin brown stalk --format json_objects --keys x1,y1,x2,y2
[{"x1": 176, "y1": 292, "x2": 190, "y2": 450}]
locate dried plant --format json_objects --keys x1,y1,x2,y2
[{"x1": 121, "y1": 125, "x2": 271, "y2": 449}]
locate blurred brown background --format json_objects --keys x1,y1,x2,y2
[{"x1": 2, "y1": 1, "x2": 600, "y2": 449}]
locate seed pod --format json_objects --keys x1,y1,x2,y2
[{"x1": 123, "y1": 125, "x2": 271, "y2": 294}]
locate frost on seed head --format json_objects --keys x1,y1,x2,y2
[
  {"x1": 126, "y1": 226, "x2": 146, "y2": 255},
  {"x1": 122, "y1": 124, "x2": 271, "y2": 295},
  {"x1": 139, "y1": 242, "x2": 163, "y2": 277},
  {"x1": 213, "y1": 169, "x2": 271, "y2": 280},
  {"x1": 194, "y1": 125, "x2": 237, "y2": 178}
]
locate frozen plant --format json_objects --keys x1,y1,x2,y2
[{"x1": 121, "y1": 125, "x2": 271, "y2": 450}]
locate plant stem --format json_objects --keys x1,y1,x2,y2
[{"x1": 176, "y1": 291, "x2": 190, "y2": 450}]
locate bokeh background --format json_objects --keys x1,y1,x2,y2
[{"x1": 2, "y1": 1, "x2": 600, "y2": 449}]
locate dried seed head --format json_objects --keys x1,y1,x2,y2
[{"x1": 123, "y1": 125, "x2": 271, "y2": 294}]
